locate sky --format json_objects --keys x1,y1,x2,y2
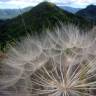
[{"x1": 0, "y1": 0, "x2": 96, "y2": 9}]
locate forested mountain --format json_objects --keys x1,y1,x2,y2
[
  {"x1": 0, "y1": 2, "x2": 93, "y2": 51},
  {"x1": 76, "y1": 5, "x2": 96, "y2": 23}
]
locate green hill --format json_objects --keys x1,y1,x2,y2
[
  {"x1": 76, "y1": 5, "x2": 96, "y2": 23},
  {"x1": 0, "y1": 2, "x2": 93, "y2": 51}
]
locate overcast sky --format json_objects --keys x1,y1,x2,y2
[{"x1": 0, "y1": 0, "x2": 96, "y2": 9}]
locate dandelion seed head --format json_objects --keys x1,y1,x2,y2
[
  {"x1": 0, "y1": 35, "x2": 48, "y2": 90},
  {"x1": 31, "y1": 53, "x2": 96, "y2": 96},
  {"x1": 1, "y1": 24, "x2": 96, "y2": 96}
]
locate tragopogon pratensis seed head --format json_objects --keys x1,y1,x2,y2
[
  {"x1": 0, "y1": 36, "x2": 48, "y2": 90},
  {"x1": 1, "y1": 24, "x2": 96, "y2": 96},
  {"x1": 31, "y1": 52, "x2": 96, "y2": 96},
  {"x1": 41, "y1": 24, "x2": 95, "y2": 58}
]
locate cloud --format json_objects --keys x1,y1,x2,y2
[
  {"x1": 0, "y1": 0, "x2": 11, "y2": 1},
  {"x1": 0, "y1": 0, "x2": 46, "y2": 9},
  {"x1": 0, "y1": 0, "x2": 96, "y2": 8}
]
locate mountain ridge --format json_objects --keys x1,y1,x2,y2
[
  {"x1": 0, "y1": 4, "x2": 81, "y2": 19},
  {"x1": 76, "y1": 4, "x2": 96, "y2": 23},
  {"x1": 0, "y1": 7, "x2": 31, "y2": 20},
  {"x1": 59, "y1": 6, "x2": 81, "y2": 13},
  {"x1": 0, "y1": 1, "x2": 93, "y2": 51}
]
